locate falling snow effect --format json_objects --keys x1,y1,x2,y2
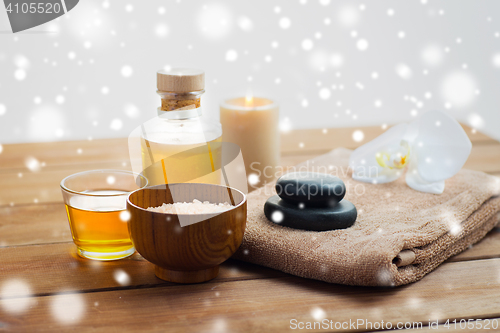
[
  {"x1": 467, "y1": 113, "x2": 485, "y2": 129},
  {"x1": 212, "y1": 318, "x2": 228, "y2": 333},
  {"x1": 110, "y1": 118, "x2": 123, "y2": 131},
  {"x1": 338, "y1": 6, "x2": 359, "y2": 27},
  {"x1": 396, "y1": 63, "x2": 413, "y2": 80},
  {"x1": 247, "y1": 173, "x2": 259, "y2": 185},
  {"x1": 356, "y1": 39, "x2": 369, "y2": 51},
  {"x1": 106, "y1": 175, "x2": 116, "y2": 185},
  {"x1": 279, "y1": 117, "x2": 293, "y2": 132},
  {"x1": 0, "y1": 279, "x2": 33, "y2": 314},
  {"x1": 421, "y1": 44, "x2": 444, "y2": 66},
  {"x1": 441, "y1": 72, "x2": 477, "y2": 108},
  {"x1": 55, "y1": 95, "x2": 65, "y2": 105},
  {"x1": 311, "y1": 307, "x2": 327, "y2": 320},
  {"x1": 121, "y1": 65, "x2": 133, "y2": 78},
  {"x1": 225, "y1": 49, "x2": 238, "y2": 62},
  {"x1": 14, "y1": 69, "x2": 26, "y2": 81},
  {"x1": 301, "y1": 39, "x2": 314, "y2": 51},
  {"x1": 50, "y1": 293, "x2": 86, "y2": 325},
  {"x1": 155, "y1": 24, "x2": 169, "y2": 38},
  {"x1": 0, "y1": 1, "x2": 498, "y2": 145},
  {"x1": 197, "y1": 4, "x2": 232, "y2": 39},
  {"x1": 14, "y1": 54, "x2": 30, "y2": 69},
  {"x1": 492, "y1": 53, "x2": 500, "y2": 68},
  {"x1": 279, "y1": 17, "x2": 291, "y2": 29},
  {"x1": 119, "y1": 210, "x2": 131, "y2": 222},
  {"x1": 25, "y1": 156, "x2": 41, "y2": 172},
  {"x1": 352, "y1": 130, "x2": 364, "y2": 142},
  {"x1": 124, "y1": 103, "x2": 140, "y2": 118},
  {"x1": 319, "y1": 88, "x2": 331, "y2": 100},
  {"x1": 271, "y1": 211, "x2": 284, "y2": 223},
  {"x1": 113, "y1": 269, "x2": 131, "y2": 285},
  {"x1": 237, "y1": 16, "x2": 253, "y2": 32},
  {"x1": 376, "y1": 267, "x2": 394, "y2": 286}
]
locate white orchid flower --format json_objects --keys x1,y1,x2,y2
[{"x1": 349, "y1": 111, "x2": 472, "y2": 194}]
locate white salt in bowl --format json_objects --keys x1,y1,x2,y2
[{"x1": 127, "y1": 183, "x2": 247, "y2": 284}]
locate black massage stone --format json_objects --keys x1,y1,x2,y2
[
  {"x1": 275, "y1": 172, "x2": 346, "y2": 207},
  {"x1": 264, "y1": 195, "x2": 357, "y2": 232}
]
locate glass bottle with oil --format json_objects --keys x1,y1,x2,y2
[{"x1": 139, "y1": 68, "x2": 222, "y2": 186}]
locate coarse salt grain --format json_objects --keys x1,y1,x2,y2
[{"x1": 147, "y1": 199, "x2": 233, "y2": 214}]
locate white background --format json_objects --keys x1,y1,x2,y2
[{"x1": 0, "y1": 0, "x2": 499, "y2": 145}]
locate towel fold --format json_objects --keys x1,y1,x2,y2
[{"x1": 233, "y1": 148, "x2": 500, "y2": 286}]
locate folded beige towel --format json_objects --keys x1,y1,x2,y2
[{"x1": 233, "y1": 148, "x2": 500, "y2": 286}]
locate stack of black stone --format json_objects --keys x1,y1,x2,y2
[{"x1": 264, "y1": 172, "x2": 357, "y2": 231}]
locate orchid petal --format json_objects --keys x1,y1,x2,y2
[
  {"x1": 411, "y1": 111, "x2": 472, "y2": 183},
  {"x1": 349, "y1": 124, "x2": 408, "y2": 184},
  {"x1": 405, "y1": 153, "x2": 445, "y2": 194}
]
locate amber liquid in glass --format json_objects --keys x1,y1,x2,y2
[
  {"x1": 141, "y1": 136, "x2": 222, "y2": 186},
  {"x1": 65, "y1": 190, "x2": 134, "y2": 260}
]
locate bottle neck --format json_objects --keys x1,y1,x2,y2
[
  {"x1": 161, "y1": 97, "x2": 200, "y2": 111},
  {"x1": 157, "y1": 90, "x2": 204, "y2": 112}
]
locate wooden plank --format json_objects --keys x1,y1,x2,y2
[
  {"x1": 463, "y1": 142, "x2": 500, "y2": 173},
  {"x1": 0, "y1": 160, "x2": 497, "y2": 248},
  {"x1": 1, "y1": 198, "x2": 499, "y2": 263},
  {"x1": 0, "y1": 138, "x2": 129, "y2": 172},
  {"x1": 0, "y1": 153, "x2": 317, "y2": 206},
  {"x1": 0, "y1": 125, "x2": 493, "y2": 172},
  {"x1": 0, "y1": 162, "x2": 131, "y2": 206},
  {"x1": 2, "y1": 233, "x2": 500, "y2": 298},
  {"x1": 447, "y1": 225, "x2": 500, "y2": 262},
  {"x1": 0, "y1": 243, "x2": 285, "y2": 298},
  {"x1": 2, "y1": 258, "x2": 500, "y2": 332},
  {"x1": 0, "y1": 203, "x2": 71, "y2": 247},
  {"x1": 2, "y1": 141, "x2": 499, "y2": 206}
]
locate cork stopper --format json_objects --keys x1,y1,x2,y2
[{"x1": 157, "y1": 68, "x2": 205, "y2": 93}]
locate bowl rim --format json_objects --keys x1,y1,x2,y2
[{"x1": 126, "y1": 183, "x2": 247, "y2": 216}]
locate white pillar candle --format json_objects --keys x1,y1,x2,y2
[{"x1": 220, "y1": 97, "x2": 279, "y2": 190}]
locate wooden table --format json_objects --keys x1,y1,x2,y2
[{"x1": 1, "y1": 125, "x2": 499, "y2": 332}]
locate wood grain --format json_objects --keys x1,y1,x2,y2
[
  {"x1": 0, "y1": 226, "x2": 499, "y2": 295},
  {"x1": 0, "y1": 124, "x2": 492, "y2": 173},
  {"x1": 2, "y1": 258, "x2": 500, "y2": 332},
  {"x1": 0, "y1": 202, "x2": 71, "y2": 247},
  {"x1": 0, "y1": 125, "x2": 498, "y2": 332},
  {"x1": 463, "y1": 142, "x2": 500, "y2": 173},
  {"x1": 0, "y1": 163, "x2": 131, "y2": 206},
  {"x1": 2, "y1": 199, "x2": 498, "y2": 266},
  {"x1": 0, "y1": 138, "x2": 129, "y2": 172},
  {"x1": 0, "y1": 243, "x2": 285, "y2": 297},
  {"x1": 446, "y1": 225, "x2": 500, "y2": 262},
  {"x1": 1, "y1": 142, "x2": 498, "y2": 207}
]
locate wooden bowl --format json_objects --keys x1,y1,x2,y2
[{"x1": 127, "y1": 183, "x2": 247, "y2": 284}]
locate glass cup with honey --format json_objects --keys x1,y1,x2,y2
[{"x1": 60, "y1": 170, "x2": 148, "y2": 260}]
